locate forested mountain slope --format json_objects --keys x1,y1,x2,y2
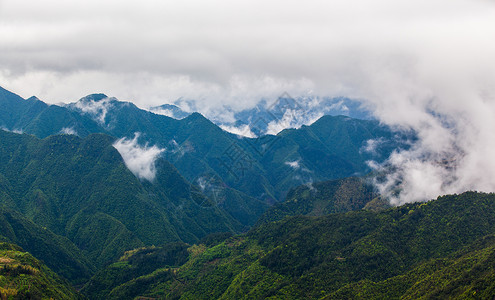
[
  {"x1": 84, "y1": 192, "x2": 495, "y2": 299},
  {"x1": 0, "y1": 129, "x2": 240, "y2": 280},
  {"x1": 0, "y1": 207, "x2": 93, "y2": 284},
  {"x1": 0, "y1": 241, "x2": 84, "y2": 299},
  {"x1": 258, "y1": 176, "x2": 383, "y2": 224}
]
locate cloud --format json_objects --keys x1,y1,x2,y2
[
  {"x1": 113, "y1": 133, "x2": 165, "y2": 181},
  {"x1": 149, "y1": 108, "x2": 181, "y2": 119},
  {"x1": 362, "y1": 138, "x2": 386, "y2": 156},
  {"x1": 266, "y1": 108, "x2": 323, "y2": 135},
  {"x1": 3, "y1": 0, "x2": 492, "y2": 111},
  {"x1": 219, "y1": 124, "x2": 257, "y2": 138},
  {"x1": 0, "y1": 126, "x2": 22, "y2": 134},
  {"x1": 71, "y1": 96, "x2": 114, "y2": 125},
  {"x1": 366, "y1": 58, "x2": 495, "y2": 205},
  {"x1": 59, "y1": 127, "x2": 77, "y2": 135},
  {"x1": 285, "y1": 160, "x2": 300, "y2": 170}
]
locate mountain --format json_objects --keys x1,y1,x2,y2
[
  {"x1": 0, "y1": 86, "x2": 106, "y2": 138},
  {"x1": 84, "y1": 192, "x2": 495, "y2": 299},
  {"x1": 66, "y1": 94, "x2": 401, "y2": 202},
  {"x1": 159, "y1": 94, "x2": 373, "y2": 136},
  {"x1": 0, "y1": 129, "x2": 241, "y2": 278},
  {"x1": 0, "y1": 242, "x2": 84, "y2": 299},
  {"x1": 149, "y1": 103, "x2": 191, "y2": 119},
  {"x1": 0, "y1": 86, "x2": 405, "y2": 206}
]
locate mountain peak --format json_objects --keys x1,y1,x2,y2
[
  {"x1": 26, "y1": 96, "x2": 42, "y2": 102},
  {"x1": 79, "y1": 93, "x2": 109, "y2": 102}
]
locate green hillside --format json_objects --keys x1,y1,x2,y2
[
  {"x1": 0, "y1": 129, "x2": 241, "y2": 281},
  {"x1": 86, "y1": 192, "x2": 495, "y2": 299},
  {"x1": 0, "y1": 207, "x2": 94, "y2": 284},
  {"x1": 81, "y1": 242, "x2": 190, "y2": 299},
  {"x1": 326, "y1": 233, "x2": 495, "y2": 299},
  {"x1": 0, "y1": 242, "x2": 83, "y2": 299},
  {"x1": 258, "y1": 177, "x2": 383, "y2": 224}
]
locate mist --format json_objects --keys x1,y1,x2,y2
[{"x1": 113, "y1": 133, "x2": 165, "y2": 182}]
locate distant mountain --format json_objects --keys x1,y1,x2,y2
[
  {"x1": 149, "y1": 103, "x2": 191, "y2": 119},
  {"x1": 0, "y1": 242, "x2": 83, "y2": 299},
  {"x1": 87, "y1": 192, "x2": 495, "y2": 299},
  {"x1": 0, "y1": 86, "x2": 105, "y2": 138},
  {"x1": 218, "y1": 95, "x2": 374, "y2": 136},
  {"x1": 155, "y1": 94, "x2": 373, "y2": 136}
]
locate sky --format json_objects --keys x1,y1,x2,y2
[{"x1": 1, "y1": 0, "x2": 495, "y2": 203}]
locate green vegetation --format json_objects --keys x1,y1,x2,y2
[
  {"x1": 4, "y1": 86, "x2": 493, "y2": 299},
  {"x1": 82, "y1": 242, "x2": 189, "y2": 299},
  {"x1": 85, "y1": 192, "x2": 495, "y2": 299},
  {"x1": 0, "y1": 129, "x2": 241, "y2": 283},
  {"x1": 0, "y1": 242, "x2": 83, "y2": 299},
  {"x1": 258, "y1": 177, "x2": 384, "y2": 224},
  {"x1": 0, "y1": 207, "x2": 94, "y2": 284}
]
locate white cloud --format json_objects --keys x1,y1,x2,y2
[
  {"x1": 60, "y1": 127, "x2": 77, "y2": 135},
  {"x1": 219, "y1": 124, "x2": 257, "y2": 138},
  {"x1": 59, "y1": 127, "x2": 77, "y2": 135},
  {"x1": 149, "y1": 108, "x2": 174, "y2": 118},
  {"x1": 113, "y1": 133, "x2": 165, "y2": 181},
  {"x1": 72, "y1": 96, "x2": 113, "y2": 125},
  {"x1": 0, "y1": 126, "x2": 23, "y2": 134},
  {"x1": 266, "y1": 109, "x2": 323, "y2": 135},
  {"x1": 285, "y1": 160, "x2": 300, "y2": 170},
  {"x1": 149, "y1": 107, "x2": 186, "y2": 119},
  {"x1": 362, "y1": 138, "x2": 385, "y2": 156},
  {"x1": 367, "y1": 66, "x2": 495, "y2": 204},
  {"x1": 4, "y1": 0, "x2": 492, "y2": 111}
]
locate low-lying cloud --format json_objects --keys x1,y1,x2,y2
[
  {"x1": 72, "y1": 96, "x2": 113, "y2": 125},
  {"x1": 60, "y1": 127, "x2": 77, "y2": 135},
  {"x1": 285, "y1": 160, "x2": 300, "y2": 170},
  {"x1": 113, "y1": 133, "x2": 165, "y2": 181},
  {"x1": 219, "y1": 124, "x2": 257, "y2": 138},
  {"x1": 365, "y1": 60, "x2": 495, "y2": 205}
]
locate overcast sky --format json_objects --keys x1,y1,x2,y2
[
  {"x1": 2, "y1": 0, "x2": 495, "y2": 203},
  {"x1": 0, "y1": 0, "x2": 493, "y2": 109}
]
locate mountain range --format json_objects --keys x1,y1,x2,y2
[
  {"x1": 0, "y1": 86, "x2": 406, "y2": 204},
  {"x1": 1, "y1": 85, "x2": 492, "y2": 299},
  {"x1": 149, "y1": 94, "x2": 374, "y2": 136}
]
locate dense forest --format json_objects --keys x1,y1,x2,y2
[{"x1": 82, "y1": 192, "x2": 495, "y2": 299}]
